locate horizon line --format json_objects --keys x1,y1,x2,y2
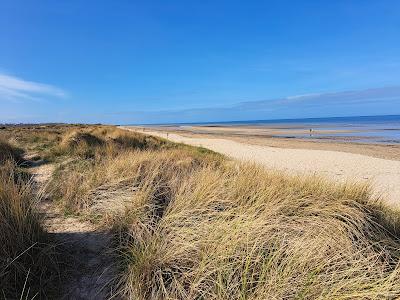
[{"x1": 124, "y1": 113, "x2": 400, "y2": 126}]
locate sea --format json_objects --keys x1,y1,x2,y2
[{"x1": 166, "y1": 115, "x2": 400, "y2": 144}]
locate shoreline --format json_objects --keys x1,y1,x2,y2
[
  {"x1": 133, "y1": 125, "x2": 400, "y2": 161},
  {"x1": 122, "y1": 126, "x2": 400, "y2": 206}
]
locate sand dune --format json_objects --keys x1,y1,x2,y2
[{"x1": 123, "y1": 127, "x2": 400, "y2": 206}]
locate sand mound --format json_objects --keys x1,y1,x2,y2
[{"x1": 60, "y1": 131, "x2": 104, "y2": 150}]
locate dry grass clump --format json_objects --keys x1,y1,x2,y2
[
  {"x1": 109, "y1": 131, "x2": 167, "y2": 150},
  {"x1": 0, "y1": 139, "x2": 23, "y2": 164},
  {"x1": 0, "y1": 162, "x2": 59, "y2": 298},
  {"x1": 58, "y1": 130, "x2": 105, "y2": 158},
  {"x1": 90, "y1": 126, "x2": 168, "y2": 151},
  {"x1": 55, "y1": 126, "x2": 168, "y2": 159},
  {"x1": 48, "y1": 126, "x2": 221, "y2": 214},
  {"x1": 0, "y1": 124, "x2": 88, "y2": 162},
  {"x1": 0, "y1": 125, "x2": 66, "y2": 150},
  {"x1": 110, "y1": 160, "x2": 400, "y2": 299},
  {"x1": 49, "y1": 147, "x2": 222, "y2": 215}
]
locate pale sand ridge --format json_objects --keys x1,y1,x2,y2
[{"x1": 123, "y1": 127, "x2": 400, "y2": 206}]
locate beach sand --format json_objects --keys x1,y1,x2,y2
[
  {"x1": 123, "y1": 126, "x2": 400, "y2": 206},
  {"x1": 144, "y1": 125, "x2": 400, "y2": 160}
]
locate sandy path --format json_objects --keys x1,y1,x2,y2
[
  {"x1": 123, "y1": 127, "x2": 400, "y2": 206},
  {"x1": 29, "y1": 159, "x2": 118, "y2": 299}
]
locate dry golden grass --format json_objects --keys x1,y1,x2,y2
[
  {"x1": 4, "y1": 125, "x2": 400, "y2": 299},
  {"x1": 54, "y1": 126, "x2": 170, "y2": 159},
  {"x1": 0, "y1": 139, "x2": 23, "y2": 164},
  {"x1": 47, "y1": 128, "x2": 400, "y2": 299},
  {"x1": 109, "y1": 160, "x2": 400, "y2": 299},
  {"x1": 49, "y1": 147, "x2": 222, "y2": 214},
  {"x1": 57, "y1": 130, "x2": 105, "y2": 158},
  {"x1": 0, "y1": 124, "x2": 86, "y2": 162},
  {"x1": 48, "y1": 126, "x2": 220, "y2": 213},
  {"x1": 0, "y1": 162, "x2": 60, "y2": 298}
]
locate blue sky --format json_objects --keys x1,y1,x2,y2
[{"x1": 1, "y1": 0, "x2": 400, "y2": 124}]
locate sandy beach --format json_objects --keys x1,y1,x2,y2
[{"x1": 123, "y1": 126, "x2": 400, "y2": 206}]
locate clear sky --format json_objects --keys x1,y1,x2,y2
[{"x1": 1, "y1": 0, "x2": 400, "y2": 124}]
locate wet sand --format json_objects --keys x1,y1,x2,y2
[{"x1": 123, "y1": 126, "x2": 400, "y2": 206}]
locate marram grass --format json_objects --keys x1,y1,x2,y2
[
  {"x1": 48, "y1": 130, "x2": 400, "y2": 299},
  {"x1": 5, "y1": 125, "x2": 399, "y2": 299}
]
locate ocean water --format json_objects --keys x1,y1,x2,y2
[{"x1": 185, "y1": 115, "x2": 400, "y2": 144}]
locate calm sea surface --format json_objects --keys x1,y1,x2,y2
[{"x1": 175, "y1": 115, "x2": 400, "y2": 144}]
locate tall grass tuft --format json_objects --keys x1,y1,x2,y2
[
  {"x1": 49, "y1": 147, "x2": 222, "y2": 214},
  {"x1": 0, "y1": 162, "x2": 59, "y2": 298},
  {"x1": 57, "y1": 130, "x2": 105, "y2": 158},
  {"x1": 0, "y1": 139, "x2": 23, "y2": 164}
]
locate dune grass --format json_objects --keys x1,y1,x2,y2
[
  {"x1": 108, "y1": 161, "x2": 400, "y2": 299},
  {"x1": 2, "y1": 125, "x2": 400, "y2": 299},
  {"x1": 51, "y1": 126, "x2": 170, "y2": 160},
  {"x1": 46, "y1": 127, "x2": 400, "y2": 299},
  {"x1": 0, "y1": 162, "x2": 60, "y2": 298},
  {"x1": 49, "y1": 141, "x2": 222, "y2": 214},
  {"x1": 0, "y1": 139, "x2": 23, "y2": 164},
  {"x1": 0, "y1": 124, "x2": 83, "y2": 162}
]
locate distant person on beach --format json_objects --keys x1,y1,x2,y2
[{"x1": 309, "y1": 128, "x2": 313, "y2": 137}]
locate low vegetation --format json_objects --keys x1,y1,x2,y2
[
  {"x1": 0, "y1": 139, "x2": 23, "y2": 164},
  {"x1": 0, "y1": 125, "x2": 75, "y2": 158},
  {"x1": 0, "y1": 161, "x2": 59, "y2": 298},
  {"x1": 1, "y1": 124, "x2": 400, "y2": 299},
  {"x1": 114, "y1": 165, "x2": 400, "y2": 299},
  {"x1": 49, "y1": 127, "x2": 400, "y2": 299}
]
